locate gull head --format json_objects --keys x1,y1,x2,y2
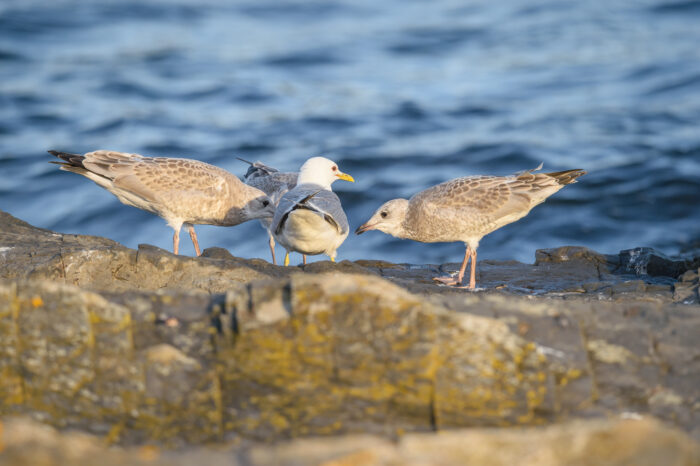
[
  {"x1": 243, "y1": 195, "x2": 276, "y2": 220},
  {"x1": 297, "y1": 156, "x2": 354, "y2": 189},
  {"x1": 355, "y1": 198, "x2": 409, "y2": 237}
]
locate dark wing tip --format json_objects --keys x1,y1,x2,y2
[{"x1": 48, "y1": 150, "x2": 85, "y2": 167}]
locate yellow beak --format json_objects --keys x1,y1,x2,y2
[{"x1": 335, "y1": 172, "x2": 355, "y2": 183}]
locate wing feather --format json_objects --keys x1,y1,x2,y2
[
  {"x1": 272, "y1": 185, "x2": 348, "y2": 236},
  {"x1": 406, "y1": 170, "x2": 564, "y2": 240}
]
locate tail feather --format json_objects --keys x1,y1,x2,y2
[
  {"x1": 237, "y1": 157, "x2": 279, "y2": 181},
  {"x1": 48, "y1": 150, "x2": 86, "y2": 168},
  {"x1": 546, "y1": 169, "x2": 586, "y2": 185}
]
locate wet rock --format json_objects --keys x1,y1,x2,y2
[
  {"x1": 674, "y1": 269, "x2": 699, "y2": 304},
  {"x1": 0, "y1": 210, "x2": 692, "y2": 299},
  {"x1": 1, "y1": 416, "x2": 697, "y2": 466},
  {"x1": 619, "y1": 247, "x2": 700, "y2": 278},
  {"x1": 0, "y1": 211, "x2": 291, "y2": 293}
]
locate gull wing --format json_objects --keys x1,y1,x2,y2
[{"x1": 272, "y1": 184, "x2": 348, "y2": 236}]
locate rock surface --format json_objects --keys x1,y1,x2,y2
[
  {"x1": 1, "y1": 416, "x2": 698, "y2": 466},
  {"x1": 1, "y1": 209, "x2": 700, "y2": 456}
]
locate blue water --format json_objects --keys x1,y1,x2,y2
[{"x1": 1, "y1": 0, "x2": 699, "y2": 265}]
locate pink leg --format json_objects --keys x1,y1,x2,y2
[
  {"x1": 187, "y1": 224, "x2": 201, "y2": 256},
  {"x1": 454, "y1": 248, "x2": 478, "y2": 289},
  {"x1": 268, "y1": 234, "x2": 276, "y2": 265},
  {"x1": 173, "y1": 229, "x2": 180, "y2": 255},
  {"x1": 303, "y1": 255, "x2": 307, "y2": 265},
  {"x1": 469, "y1": 248, "x2": 477, "y2": 289},
  {"x1": 433, "y1": 246, "x2": 471, "y2": 286}
]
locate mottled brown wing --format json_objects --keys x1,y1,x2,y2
[
  {"x1": 413, "y1": 175, "x2": 531, "y2": 214},
  {"x1": 83, "y1": 150, "x2": 236, "y2": 206},
  {"x1": 406, "y1": 175, "x2": 534, "y2": 239},
  {"x1": 129, "y1": 157, "x2": 238, "y2": 210}
]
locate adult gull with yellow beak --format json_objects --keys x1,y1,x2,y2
[{"x1": 271, "y1": 157, "x2": 354, "y2": 265}]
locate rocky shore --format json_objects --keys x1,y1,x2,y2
[{"x1": 1, "y1": 209, "x2": 699, "y2": 464}]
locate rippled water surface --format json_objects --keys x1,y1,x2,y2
[{"x1": 1, "y1": 0, "x2": 699, "y2": 264}]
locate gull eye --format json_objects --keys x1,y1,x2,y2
[
  {"x1": 332, "y1": 166, "x2": 337, "y2": 171},
  {"x1": 380, "y1": 212, "x2": 388, "y2": 219},
  {"x1": 262, "y1": 200, "x2": 270, "y2": 207}
]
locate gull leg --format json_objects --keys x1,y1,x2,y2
[
  {"x1": 469, "y1": 248, "x2": 477, "y2": 289},
  {"x1": 303, "y1": 254, "x2": 307, "y2": 265},
  {"x1": 268, "y1": 234, "x2": 276, "y2": 265},
  {"x1": 454, "y1": 248, "x2": 477, "y2": 289},
  {"x1": 330, "y1": 256, "x2": 335, "y2": 263},
  {"x1": 284, "y1": 252, "x2": 290, "y2": 267},
  {"x1": 173, "y1": 229, "x2": 180, "y2": 255},
  {"x1": 433, "y1": 246, "x2": 470, "y2": 286},
  {"x1": 187, "y1": 224, "x2": 201, "y2": 256}
]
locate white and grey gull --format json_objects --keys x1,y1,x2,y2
[
  {"x1": 237, "y1": 157, "x2": 300, "y2": 265},
  {"x1": 356, "y1": 165, "x2": 586, "y2": 289},
  {"x1": 271, "y1": 157, "x2": 354, "y2": 265},
  {"x1": 49, "y1": 150, "x2": 275, "y2": 256}
]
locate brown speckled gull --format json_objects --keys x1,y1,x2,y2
[
  {"x1": 237, "y1": 158, "x2": 299, "y2": 264},
  {"x1": 356, "y1": 165, "x2": 586, "y2": 289},
  {"x1": 49, "y1": 150, "x2": 275, "y2": 256}
]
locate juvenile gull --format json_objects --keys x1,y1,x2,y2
[
  {"x1": 271, "y1": 157, "x2": 354, "y2": 265},
  {"x1": 49, "y1": 150, "x2": 275, "y2": 256},
  {"x1": 237, "y1": 158, "x2": 300, "y2": 265},
  {"x1": 356, "y1": 165, "x2": 586, "y2": 289}
]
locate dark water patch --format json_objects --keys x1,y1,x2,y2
[
  {"x1": 446, "y1": 105, "x2": 500, "y2": 118},
  {"x1": 1, "y1": 92, "x2": 45, "y2": 106},
  {"x1": 0, "y1": 49, "x2": 26, "y2": 62},
  {"x1": 263, "y1": 50, "x2": 342, "y2": 68},
  {"x1": 633, "y1": 110, "x2": 689, "y2": 131},
  {"x1": 650, "y1": 0, "x2": 700, "y2": 13},
  {"x1": 24, "y1": 113, "x2": 67, "y2": 126},
  {"x1": 302, "y1": 116, "x2": 358, "y2": 128},
  {"x1": 80, "y1": 118, "x2": 127, "y2": 135},
  {"x1": 625, "y1": 62, "x2": 674, "y2": 81},
  {"x1": 180, "y1": 85, "x2": 227, "y2": 101},
  {"x1": 392, "y1": 101, "x2": 428, "y2": 120},
  {"x1": 230, "y1": 90, "x2": 275, "y2": 103},
  {"x1": 0, "y1": 124, "x2": 14, "y2": 136},
  {"x1": 216, "y1": 143, "x2": 278, "y2": 157},
  {"x1": 140, "y1": 48, "x2": 184, "y2": 64},
  {"x1": 48, "y1": 71, "x2": 81, "y2": 83},
  {"x1": 240, "y1": 2, "x2": 348, "y2": 20},
  {"x1": 99, "y1": 81, "x2": 165, "y2": 100},
  {"x1": 646, "y1": 72, "x2": 700, "y2": 95},
  {"x1": 339, "y1": 155, "x2": 403, "y2": 172},
  {"x1": 515, "y1": 2, "x2": 570, "y2": 17},
  {"x1": 95, "y1": 2, "x2": 205, "y2": 22},
  {"x1": 663, "y1": 145, "x2": 700, "y2": 160},
  {"x1": 140, "y1": 143, "x2": 200, "y2": 157},
  {"x1": 387, "y1": 26, "x2": 484, "y2": 55},
  {"x1": 447, "y1": 143, "x2": 538, "y2": 171},
  {"x1": 0, "y1": 7, "x2": 85, "y2": 36},
  {"x1": 384, "y1": 103, "x2": 446, "y2": 135}
]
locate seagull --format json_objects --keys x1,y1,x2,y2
[
  {"x1": 271, "y1": 157, "x2": 354, "y2": 265},
  {"x1": 355, "y1": 165, "x2": 586, "y2": 289},
  {"x1": 237, "y1": 158, "x2": 302, "y2": 265},
  {"x1": 49, "y1": 150, "x2": 275, "y2": 256}
]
